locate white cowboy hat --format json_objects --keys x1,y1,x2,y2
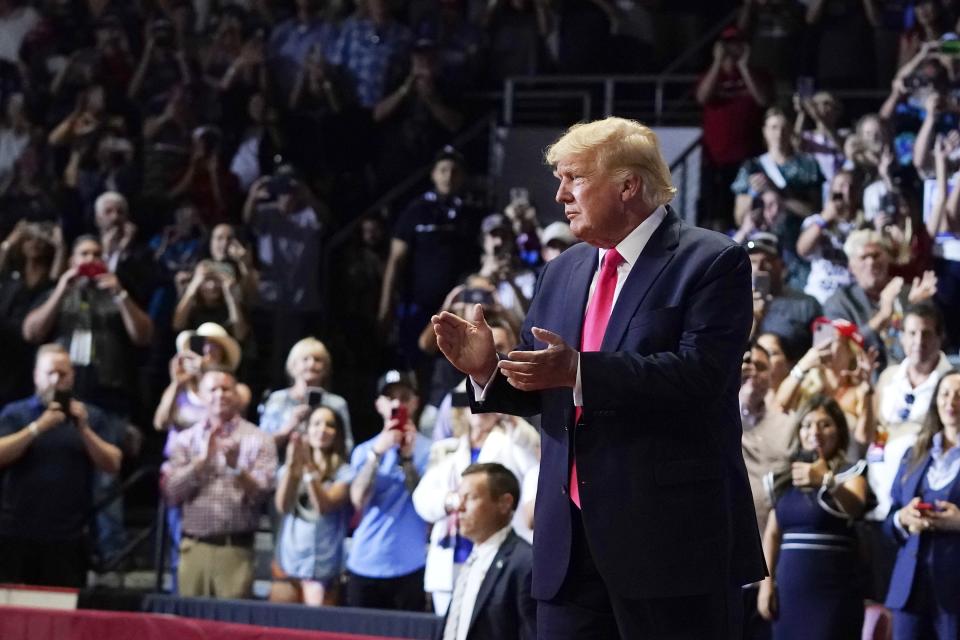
[{"x1": 175, "y1": 322, "x2": 242, "y2": 372}]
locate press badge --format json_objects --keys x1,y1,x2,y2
[{"x1": 69, "y1": 329, "x2": 93, "y2": 366}]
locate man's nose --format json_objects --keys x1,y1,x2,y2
[{"x1": 555, "y1": 184, "x2": 570, "y2": 204}]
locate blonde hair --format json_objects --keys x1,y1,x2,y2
[
  {"x1": 843, "y1": 229, "x2": 892, "y2": 260},
  {"x1": 285, "y1": 337, "x2": 332, "y2": 383},
  {"x1": 544, "y1": 117, "x2": 677, "y2": 209}
]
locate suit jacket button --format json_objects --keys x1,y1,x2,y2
[{"x1": 561, "y1": 485, "x2": 567, "y2": 495}]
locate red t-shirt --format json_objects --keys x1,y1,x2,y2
[{"x1": 700, "y1": 68, "x2": 767, "y2": 166}]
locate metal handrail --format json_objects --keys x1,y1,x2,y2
[
  {"x1": 659, "y1": 7, "x2": 740, "y2": 78},
  {"x1": 669, "y1": 135, "x2": 704, "y2": 173},
  {"x1": 85, "y1": 465, "x2": 160, "y2": 575},
  {"x1": 502, "y1": 74, "x2": 699, "y2": 123},
  {"x1": 318, "y1": 112, "x2": 497, "y2": 330},
  {"x1": 87, "y1": 465, "x2": 158, "y2": 520}
]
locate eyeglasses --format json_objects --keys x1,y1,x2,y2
[{"x1": 898, "y1": 393, "x2": 915, "y2": 422}]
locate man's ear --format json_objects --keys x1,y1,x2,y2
[
  {"x1": 497, "y1": 492, "x2": 516, "y2": 517},
  {"x1": 621, "y1": 173, "x2": 642, "y2": 202}
]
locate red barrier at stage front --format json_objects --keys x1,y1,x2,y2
[{"x1": 0, "y1": 606, "x2": 408, "y2": 640}]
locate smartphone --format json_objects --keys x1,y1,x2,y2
[
  {"x1": 796, "y1": 76, "x2": 815, "y2": 100},
  {"x1": 456, "y1": 287, "x2": 496, "y2": 307},
  {"x1": 188, "y1": 335, "x2": 206, "y2": 355},
  {"x1": 752, "y1": 272, "x2": 771, "y2": 298},
  {"x1": 509, "y1": 187, "x2": 530, "y2": 205},
  {"x1": 77, "y1": 260, "x2": 108, "y2": 279},
  {"x1": 916, "y1": 502, "x2": 940, "y2": 513},
  {"x1": 52, "y1": 389, "x2": 72, "y2": 411},
  {"x1": 306, "y1": 388, "x2": 324, "y2": 408},
  {"x1": 813, "y1": 322, "x2": 836, "y2": 349},
  {"x1": 390, "y1": 405, "x2": 408, "y2": 431}
]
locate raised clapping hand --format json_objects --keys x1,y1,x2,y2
[
  {"x1": 498, "y1": 327, "x2": 578, "y2": 391},
  {"x1": 432, "y1": 304, "x2": 499, "y2": 385}
]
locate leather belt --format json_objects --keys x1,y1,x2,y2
[{"x1": 184, "y1": 531, "x2": 255, "y2": 547}]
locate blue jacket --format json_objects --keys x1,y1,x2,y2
[
  {"x1": 471, "y1": 207, "x2": 766, "y2": 601},
  {"x1": 884, "y1": 446, "x2": 960, "y2": 613}
]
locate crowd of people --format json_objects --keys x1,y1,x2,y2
[
  {"x1": 0, "y1": 0, "x2": 960, "y2": 638},
  {"x1": 699, "y1": 6, "x2": 960, "y2": 637}
]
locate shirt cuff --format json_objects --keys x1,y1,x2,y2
[
  {"x1": 893, "y1": 509, "x2": 911, "y2": 540},
  {"x1": 573, "y1": 352, "x2": 583, "y2": 407},
  {"x1": 470, "y1": 359, "x2": 500, "y2": 402}
]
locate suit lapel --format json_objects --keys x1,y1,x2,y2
[
  {"x1": 467, "y1": 532, "x2": 517, "y2": 635},
  {"x1": 601, "y1": 207, "x2": 681, "y2": 352},
  {"x1": 560, "y1": 248, "x2": 598, "y2": 349},
  {"x1": 905, "y1": 454, "x2": 933, "y2": 502}
]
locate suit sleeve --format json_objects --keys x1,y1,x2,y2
[
  {"x1": 884, "y1": 447, "x2": 914, "y2": 545},
  {"x1": 580, "y1": 243, "x2": 752, "y2": 408},
  {"x1": 468, "y1": 264, "x2": 554, "y2": 417}
]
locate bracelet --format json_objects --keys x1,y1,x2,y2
[
  {"x1": 789, "y1": 365, "x2": 807, "y2": 381},
  {"x1": 27, "y1": 422, "x2": 39, "y2": 438},
  {"x1": 821, "y1": 470, "x2": 836, "y2": 492}
]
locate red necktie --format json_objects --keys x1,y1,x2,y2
[{"x1": 570, "y1": 248, "x2": 624, "y2": 508}]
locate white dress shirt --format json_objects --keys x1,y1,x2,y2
[
  {"x1": 455, "y1": 524, "x2": 514, "y2": 640},
  {"x1": 472, "y1": 205, "x2": 668, "y2": 405}
]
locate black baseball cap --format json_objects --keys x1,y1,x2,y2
[
  {"x1": 742, "y1": 232, "x2": 780, "y2": 257},
  {"x1": 376, "y1": 369, "x2": 418, "y2": 396}
]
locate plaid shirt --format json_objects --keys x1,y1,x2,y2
[
  {"x1": 329, "y1": 17, "x2": 411, "y2": 108},
  {"x1": 162, "y1": 417, "x2": 277, "y2": 538}
]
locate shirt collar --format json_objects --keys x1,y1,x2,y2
[
  {"x1": 931, "y1": 431, "x2": 960, "y2": 460},
  {"x1": 894, "y1": 352, "x2": 950, "y2": 390},
  {"x1": 472, "y1": 523, "x2": 513, "y2": 557},
  {"x1": 598, "y1": 205, "x2": 667, "y2": 270},
  {"x1": 204, "y1": 416, "x2": 240, "y2": 436}
]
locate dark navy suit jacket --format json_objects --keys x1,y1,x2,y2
[
  {"x1": 470, "y1": 207, "x2": 767, "y2": 601},
  {"x1": 438, "y1": 530, "x2": 537, "y2": 640},
  {"x1": 884, "y1": 447, "x2": 960, "y2": 613}
]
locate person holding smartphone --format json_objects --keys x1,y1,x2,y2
[
  {"x1": 885, "y1": 370, "x2": 960, "y2": 637},
  {"x1": 271, "y1": 406, "x2": 353, "y2": 606},
  {"x1": 0, "y1": 344, "x2": 122, "y2": 588},
  {"x1": 757, "y1": 395, "x2": 869, "y2": 638},
  {"x1": 345, "y1": 370, "x2": 431, "y2": 611},
  {"x1": 775, "y1": 317, "x2": 878, "y2": 458},
  {"x1": 259, "y1": 337, "x2": 353, "y2": 453}
]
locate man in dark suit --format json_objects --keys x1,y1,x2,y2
[
  {"x1": 432, "y1": 117, "x2": 766, "y2": 638},
  {"x1": 441, "y1": 462, "x2": 536, "y2": 640}
]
